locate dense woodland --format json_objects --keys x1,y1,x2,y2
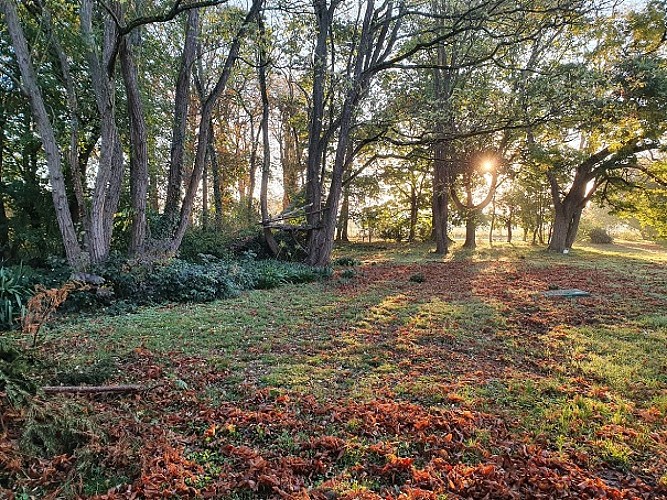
[{"x1": 0, "y1": 0, "x2": 665, "y2": 271}]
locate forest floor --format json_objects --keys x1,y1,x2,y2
[{"x1": 2, "y1": 240, "x2": 667, "y2": 499}]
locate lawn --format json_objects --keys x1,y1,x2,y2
[{"x1": 2, "y1": 240, "x2": 667, "y2": 499}]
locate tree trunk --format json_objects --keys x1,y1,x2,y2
[
  {"x1": 546, "y1": 165, "x2": 590, "y2": 252},
  {"x1": 549, "y1": 205, "x2": 570, "y2": 252},
  {"x1": 488, "y1": 196, "x2": 495, "y2": 246},
  {"x1": 81, "y1": 0, "x2": 124, "y2": 264},
  {"x1": 38, "y1": 0, "x2": 89, "y2": 234},
  {"x1": 408, "y1": 185, "x2": 418, "y2": 242},
  {"x1": 306, "y1": 0, "x2": 380, "y2": 267},
  {"x1": 549, "y1": 203, "x2": 583, "y2": 252},
  {"x1": 169, "y1": 0, "x2": 263, "y2": 255},
  {"x1": 506, "y1": 214, "x2": 513, "y2": 243},
  {"x1": 462, "y1": 213, "x2": 477, "y2": 250},
  {"x1": 336, "y1": 187, "x2": 350, "y2": 242},
  {"x1": 247, "y1": 114, "x2": 260, "y2": 220},
  {"x1": 281, "y1": 120, "x2": 301, "y2": 210},
  {"x1": 119, "y1": 33, "x2": 148, "y2": 256},
  {"x1": 202, "y1": 154, "x2": 209, "y2": 228},
  {"x1": 304, "y1": 0, "x2": 331, "y2": 241},
  {"x1": 208, "y1": 121, "x2": 223, "y2": 228},
  {"x1": 257, "y1": 17, "x2": 278, "y2": 256},
  {"x1": 431, "y1": 22, "x2": 454, "y2": 255},
  {"x1": 0, "y1": 112, "x2": 9, "y2": 257},
  {"x1": 432, "y1": 142, "x2": 450, "y2": 254},
  {"x1": 1, "y1": 0, "x2": 85, "y2": 269},
  {"x1": 165, "y1": 8, "x2": 200, "y2": 221}
]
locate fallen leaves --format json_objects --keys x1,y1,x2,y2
[{"x1": 2, "y1": 257, "x2": 667, "y2": 498}]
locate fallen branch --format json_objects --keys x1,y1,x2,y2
[{"x1": 42, "y1": 384, "x2": 143, "y2": 395}]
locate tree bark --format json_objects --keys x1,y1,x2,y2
[
  {"x1": 257, "y1": 18, "x2": 279, "y2": 256},
  {"x1": 81, "y1": 0, "x2": 125, "y2": 264},
  {"x1": 432, "y1": 142, "x2": 450, "y2": 254},
  {"x1": 280, "y1": 100, "x2": 302, "y2": 210},
  {"x1": 431, "y1": 15, "x2": 453, "y2": 255},
  {"x1": 247, "y1": 114, "x2": 259, "y2": 220},
  {"x1": 0, "y1": 110, "x2": 9, "y2": 257},
  {"x1": 408, "y1": 185, "x2": 418, "y2": 242},
  {"x1": 462, "y1": 212, "x2": 477, "y2": 250},
  {"x1": 35, "y1": 0, "x2": 89, "y2": 235},
  {"x1": 336, "y1": 186, "x2": 350, "y2": 242},
  {"x1": 506, "y1": 210, "x2": 513, "y2": 243},
  {"x1": 304, "y1": 0, "x2": 334, "y2": 245},
  {"x1": 1, "y1": 0, "x2": 85, "y2": 269},
  {"x1": 208, "y1": 120, "x2": 224, "y2": 228},
  {"x1": 165, "y1": 8, "x2": 200, "y2": 221},
  {"x1": 119, "y1": 33, "x2": 148, "y2": 256}
]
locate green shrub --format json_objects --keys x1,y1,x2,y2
[
  {"x1": 249, "y1": 260, "x2": 332, "y2": 290},
  {"x1": 179, "y1": 228, "x2": 234, "y2": 262},
  {"x1": 333, "y1": 256, "x2": 361, "y2": 267},
  {"x1": 21, "y1": 401, "x2": 100, "y2": 458},
  {"x1": 0, "y1": 264, "x2": 33, "y2": 330},
  {"x1": 409, "y1": 273, "x2": 425, "y2": 283},
  {"x1": 588, "y1": 227, "x2": 614, "y2": 244},
  {"x1": 51, "y1": 255, "x2": 329, "y2": 310},
  {"x1": 0, "y1": 341, "x2": 37, "y2": 406},
  {"x1": 340, "y1": 268, "x2": 357, "y2": 280},
  {"x1": 150, "y1": 260, "x2": 241, "y2": 303}
]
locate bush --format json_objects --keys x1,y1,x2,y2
[
  {"x1": 179, "y1": 228, "x2": 234, "y2": 262},
  {"x1": 248, "y1": 260, "x2": 332, "y2": 290},
  {"x1": 148, "y1": 260, "x2": 245, "y2": 303},
  {"x1": 38, "y1": 254, "x2": 330, "y2": 312},
  {"x1": 333, "y1": 256, "x2": 361, "y2": 267},
  {"x1": 0, "y1": 264, "x2": 33, "y2": 330},
  {"x1": 409, "y1": 273, "x2": 425, "y2": 283},
  {"x1": 21, "y1": 401, "x2": 100, "y2": 458},
  {"x1": 0, "y1": 341, "x2": 37, "y2": 406},
  {"x1": 588, "y1": 227, "x2": 614, "y2": 244},
  {"x1": 340, "y1": 268, "x2": 357, "y2": 281}
]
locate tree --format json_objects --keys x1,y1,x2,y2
[{"x1": 537, "y1": 54, "x2": 667, "y2": 251}]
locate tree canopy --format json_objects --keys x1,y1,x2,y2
[{"x1": 0, "y1": 0, "x2": 665, "y2": 268}]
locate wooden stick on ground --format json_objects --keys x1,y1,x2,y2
[{"x1": 42, "y1": 384, "x2": 143, "y2": 394}]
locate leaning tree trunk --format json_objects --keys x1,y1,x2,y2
[
  {"x1": 208, "y1": 121, "x2": 224, "y2": 228},
  {"x1": 307, "y1": 104, "x2": 355, "y2": 266},
  {"x1": 1, "y1": 0, "x2": 85, "y2": 269}
]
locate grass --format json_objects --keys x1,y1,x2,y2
[{"x1": 3, "y1": 239, "x2": 667, "y2": 498}]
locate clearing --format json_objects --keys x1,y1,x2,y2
[{"x1": 2, "y1": 241, "x2": 667, "y2": 499}]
